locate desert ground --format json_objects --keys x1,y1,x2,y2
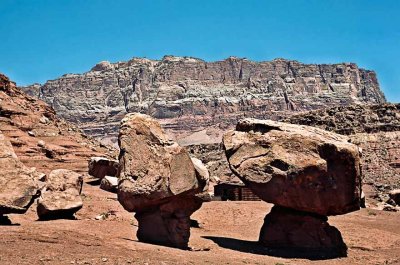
[{"x1": 1, "y1": 177, "x2": 399, "y2": 265}]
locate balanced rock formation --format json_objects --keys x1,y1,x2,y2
[
  {"x1": 223, "y1": 119, "x2": 361, "y2": 255},
  {"x1": 37, "y1": 169, "x2": 83, "y2": 220},
  {"x1": 117, "y1": 113, "x2": 209, "y2": 249},
  {"x1": 20, "y1": 56, "x2": 385, "y2": 145},
  {"x1": 0, "y1": 131, "x2": 40, "y2": 217},
  {"x1": 88, "y1": 157, "x2": 119, "y2": 179}
]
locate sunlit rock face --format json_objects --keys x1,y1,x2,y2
[
  {"x1": 117, "y1": 113, "x2": 209, "y2": 249},
  {"x1": 20, "y1": 56, "x2": 385, "y2": 145}
]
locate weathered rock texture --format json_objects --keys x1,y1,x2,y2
[
  {"x1": 223, "y1": 119, "x2": 361, "y2": 216},
  {"x1": 223, "y1": 119, "x2": 361, "y2": 256},
  {"x1": 285, "y1": 104, "x2": 400, "y2": 204},
  {"x1": 37, "y1": 169, "x2": 83, "y2": 220},
  {"x1": 117, "y1": 113, "x2": 209, "y2": 249},
  {"x1": 0, "y1": 131, "x2": 40, "y2": 215},
  {"x1": 20, "y1": 56, "x2": 385, "y2": 145},
  {"x1": 0, "y1": 73, "x2": 116, "y2": 175},
  {"x1": 88, "y1": 157, "x2": 119, "y2": 179}
]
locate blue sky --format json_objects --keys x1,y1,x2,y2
[{"x1": 0, "y1": 0, "x2": 399, "y2": 102}]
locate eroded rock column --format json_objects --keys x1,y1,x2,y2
[{"x1": 117, "y1": 113, "x2": 209, "y2": 249}]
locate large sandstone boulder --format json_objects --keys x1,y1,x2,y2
[
  {"x1": 0, "y1": 131, "x2": 40, "y2": 216},
  {"x1": 37, "y1": 169, "x2": 83, "y2": 220},
  {"x1": 223, "y1": 119, "x2": 362, "y2": 216},
  {"x1": 223, "y1": 119, "x2": 362, "y2": 256},
  {"x1": 117, "y1": 113, "x2": 209, "y2": 249},
  {"x1": 88, "y1": 157, "x2": 119, "y2": 179}
]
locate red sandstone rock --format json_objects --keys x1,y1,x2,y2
[
  {"x1": 37, "y1": 169, "x2": 83, "y2": 220},
  {"x1": 0, "y1": 131, "x2": 40, "y2": 215},
  {"x1": 223, "y1": 119, "x2": 362, "y2": 216},
  {"x1": 88, "y1": 157, "x2": 119, "y2": 179},
  {"x1": 117, "y1": 113, "x2": 208, "y2": 248}
]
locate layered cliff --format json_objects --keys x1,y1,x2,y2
[
  {"x1": 21, "y1": 56, "x2": 385, "y2": 145},
  {"x1": 0, "y1": 73, "x2": 115, "y2": 175}
]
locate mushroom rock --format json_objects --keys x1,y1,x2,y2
[
  {"x1": 223, "y1": 119, "x2": 362, "y2": 256},
  {"x1": 117, "y1": 113, "x2": 209, "y2": 249},
  {"x1": 37, "y1": 169, "x2": 83, "y2": 220},
  {"x1": 0, "y1": 131, "x2": 40, "y2": 217}
]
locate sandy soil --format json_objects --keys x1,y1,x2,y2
[{"x1": 1, "y1": 179, "x2": 400, "y2": 265}]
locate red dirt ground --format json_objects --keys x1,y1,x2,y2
[{"x1": 1, "y1": 178, "x2": 399, "y2": 265}]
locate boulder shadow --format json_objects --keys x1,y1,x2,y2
[
  {"x1": 203, "y1": 236, "x2": 347, "y2": 260},
  {"x1": 0, "y1": 215, "x2": 20, "y2": 226},
  {"x1": 37, "y1": 212, "x2": 78, "y2": 221},
  {"x1": 86, "y1": 178, "x2": 101, "y2": 186}
]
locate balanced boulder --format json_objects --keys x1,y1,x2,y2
[
  {"x1": 37, "y1": 169, "x2": 83, "y2": 220},
  {"x1": 223, "y1": 119, "x2": 362, "y2": 256},
  {"x1": 223, "y1": 119, "x2": 361, "y2": 216},
  {"x1": 117, "y1": 113, "x2": 209, "y2": 249},
  {"x1": 0, "y1": 131, "x2": 40, "y2": 216},
  {"x1": 88, "y1": 157, "x2": 118, "y2": 179}
]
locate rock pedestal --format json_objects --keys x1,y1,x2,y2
[
  {"x1": 223, "y1": 119, "x2": 362, "y2": 257},
  {"x1": 259, "y1": 206, "x2": 347, "y2": 257},
  {"x1": 117, "y1": 113, "x2": 209, "y2": 249},
  {"x1": 37, "y1": 169, "x2": 83, "y2": 220}
]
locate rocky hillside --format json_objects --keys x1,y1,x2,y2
[
  {"x1": 0, "y1": 73, "x2": 115, "y2": 175},
  {"x1": 21, "y1": 56, "x2": 385, "y2": 145}
]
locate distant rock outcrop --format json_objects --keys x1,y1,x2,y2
[
  {"x1": 20, "y1": 56, "x2": 385, "y2": 145},
  {"x1": 223, "y1": 119, "x2": 361, "y2": 256},
  {"x1": 117, "y1": 113, "x2": 209, "y2": 249}
]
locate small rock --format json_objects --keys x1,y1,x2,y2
[
  {"x1": 28, "y1": 131, "x2": 35, "y2": 137},
  {"x1": 37, "y1": 140, "x2": 45, "y2": 148},
  {"x1": 88, "y1": 157, "x2": 119, "y2": 179},
  {"x1": 100, "y1": 176, "x2": 118, "y2": 193},
  {"x1": 389, "y1": 189, "x2": 400, "y2": 205},
  {"x1": 39, "y1": 116, "x2": 50, "y2": 124}
]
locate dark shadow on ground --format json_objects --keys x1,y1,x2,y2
[
  {"x1": 203, "y1": 236, "x2": 347, "y2": 260},
  {"x1": 86, "y1": 178, "x2": 101, "y2": 186},
  {"x1": 0, "y1": 215, "x2": 20, "y2": 226},
  {"x1": 37, "y1": 212, "x2": 78, "y2": 221}
]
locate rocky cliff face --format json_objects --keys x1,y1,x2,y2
[
  {"x1": 20, "y1": 56, "x2": 385, "y2": 145},
  {"x1": 285, "y1": 104, "x2": 400, "y2": 199},
  {"x1": 0, "y1": 73, "x2": 115, "y2": 175}
]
